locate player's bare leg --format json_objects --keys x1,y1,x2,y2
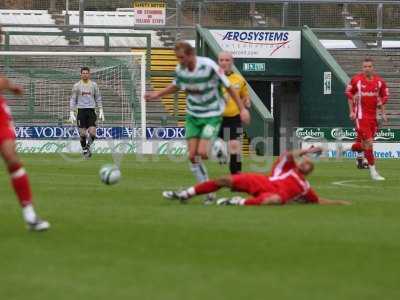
[
  {"x1": 86, "y1": 126, "x2": 96, "y2": 157},
  {"x1": 197, "y1": 138, "x2": 217, "y2": 204},
  {"x1": 362, "y1": 138, "x2": 384, "y2": 180},
  {"x1": 187, "y1": 138, "x2": 215, "y2": 204},
  {"x1": 0, "y1": 139, "x2": 50, "y2": 231}
]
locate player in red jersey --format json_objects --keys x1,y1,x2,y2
[
  {"x1": 162, "y1": 147, "x2": 350, "y2": 206},
  {"x1": 0, "y1": 52, "x2": 50, "y2": 230},
  {"x1": 345, "y1": 58, "x2": 389, "y2": 180}
]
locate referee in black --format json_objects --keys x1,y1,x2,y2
[{"x1": 69, "y1": 67, "x2": 104, "y2": 158}]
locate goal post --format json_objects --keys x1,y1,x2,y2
[{"x1": 0, "y1": 51, "x2": 147, "y2": 141}]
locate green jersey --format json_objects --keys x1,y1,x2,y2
[{"x1": 173, "y1": 56, "x2": 231, "y2": 118}]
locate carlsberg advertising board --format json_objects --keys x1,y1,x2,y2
[{"x1": 295, "y1": 127, "x2": 400, "y2": 142}]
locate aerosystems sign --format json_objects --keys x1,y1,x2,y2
[
  {"x1": 295, "y1": 127, "x2": 400, "y2": 142},
  {"x1": 210, "y1": 30, "x2": 301, "y2": 59}
]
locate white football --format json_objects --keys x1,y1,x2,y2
[
  {"x1": 211, "y1": 138, "x2": 228, "y2": 164},
  {"x1": 99, "y1": 164, "x2": 121, "y2": 185}
]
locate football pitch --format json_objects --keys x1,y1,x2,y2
[{"x1": 1, "y1": 154, "x2": 399, "y2": 300}]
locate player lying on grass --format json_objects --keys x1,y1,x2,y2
[
  {"x1": 0, "y1": 72, "x2": 50, "y2": 231},
  {"x1": 163, "y1": 146, "x2": 350, "y2": 206}
]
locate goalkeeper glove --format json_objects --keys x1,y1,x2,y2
[
  {"x1": 69, "y1": 111, "x2": 76, "y2": 124},
  {"x1": 99, "y1": 108, "x2": 105, "y2": 121}
]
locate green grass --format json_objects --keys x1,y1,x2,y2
[{"x1": 1, "y1": 154, "x2": 400, "y2": 300}]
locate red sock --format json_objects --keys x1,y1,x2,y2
[
  {"x1": 364, "y1": 148, "x2": 375, "y2": 166},
  {"x1": 8, "y1": 163, "x2": 32, "y2": 207},
  {"x1": 351, "y1": 142, "x2": 363, "y2": 152},
  {"x1": 244, "y1": 197, "x2": 263, "y2": 205},
  {"x1": 244, "y1": 192, "x2": 282, "y2": 206},
  {"x1": 244, "y1": 193, "x2": 270, "y2": 206},
  {"x1": 194, "y1": 180, "x2": 220, "y2": 195}
]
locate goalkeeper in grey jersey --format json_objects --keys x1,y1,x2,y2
[{"x1": 69, "y1": 67, "x2": 104, "y2": 158}]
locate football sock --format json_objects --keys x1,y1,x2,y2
[
  {"x1": 87, "y1": 134, "x2": 96, "y2": 147},
  {"x1": 80, "y1": 136, "x2": 87, "y2": 149},
  {"x1": 194, "y1": 180, "x2": 220, "y2": 195},
  {"x1": 190, "y1": 159, "x2": 209, "y2": 183},
  {"x1": 244, "y1": 197, "x2": 263, "y2": 206},
  {"x1": 365, "y1": 148, "x2": 375, "y2": 166},
  {"x1": 22, "y1": 204, "x2": 37, "y2": 224},
  {"x1": 8, "y1": 163, "x2": 33, "y2": 208},
  {"x1": 351, "y1": 142, "x2": 363, "y2": 152},
  {"x1": 229, "y1": 154, "x2": 241, "y2": 174}
]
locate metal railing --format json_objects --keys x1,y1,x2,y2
[
  {"x1": 1, "y1": 1, "x2": 400, "y2": 30},
  {"x1": 0, "y1": 30, "x2": 152, "y2": 80},
  {"x1": 1, "y1": 1, "x2": 400, "y2": 46}
]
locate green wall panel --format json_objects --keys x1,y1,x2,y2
[{"x1": 300, "y1": 27, "x2": 352, "y2": 127}]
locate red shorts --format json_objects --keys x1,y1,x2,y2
[
  {"x1": 231, "y1": 173, "x2": 278, "y2": 197},
  {"x1": 0, "y1": 100, "x2": 15, "y2": 145},
  {"x1": 355, "y1": 118, "x2": 377, "y2": 141},
  {"x1": 0, "y1": 124, "x2": 16, "y2": 145}
]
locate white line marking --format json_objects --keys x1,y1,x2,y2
[{"x1": 331, "y1": 179, "x2": 376, "y2": 188}]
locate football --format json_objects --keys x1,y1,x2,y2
[
  {"x1": 99, "y1": 164, "x2": 121, "y2": 185},
  {"x1": 211, "y1": 138, "x2": 228, "y2": 164}
]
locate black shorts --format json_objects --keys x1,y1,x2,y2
[
  {"x1": 77, "y1": 108, "x2": 97, "y2": 129},
  {"x1": 218, "y1": 115, "x2": 243, "y2": 140}
]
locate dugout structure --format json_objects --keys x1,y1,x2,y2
[{"x1": 197, "y1": 25, "x2": 352, "y2": 154}]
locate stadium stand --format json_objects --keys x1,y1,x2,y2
[
  {"x1": 65, "y1": 11, "x2": 164, "y2": 48},
  {"x1": 0, "y1": 10, "x2": 68, "y2": 46},
  {"x1": 330, "y1": 49, "x2": 400, "y2": 128},
  {"x1": 148, "y1": 48, "x2": 185, "y2": 121},
  {"x1": 0, "y1": 9, "x2": 164, "y2": 48}
]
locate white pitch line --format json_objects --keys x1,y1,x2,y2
[{"x1": 331, "y1": 179, "x2": 376, "y2": 189}]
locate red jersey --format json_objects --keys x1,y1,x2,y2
[
  {"x1": 267, "y1": 153, "x2": 319, "y2": 204},
  {"x1": 345, "y1": 73, "x2": 389, "y2": 120}
]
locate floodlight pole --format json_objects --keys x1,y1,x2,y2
[
  {"x1": 79, "y1": 0, "x2": 85, "y2": 45},
  {"x1": 176, "y1": 0, "x2": 182, "y2": 41},
  {"x1": 50, "y1": 0, "x2": 56, "y2": 13},
  {"x1": 65, "y1": 0, "x2": 70, "y2": 25},
  {"x1": 282, "y1": 2, "x2": 289, "y2": 27},
  {"x1": 377, "y1": 3, "x2": 383, "y2": 49}
]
